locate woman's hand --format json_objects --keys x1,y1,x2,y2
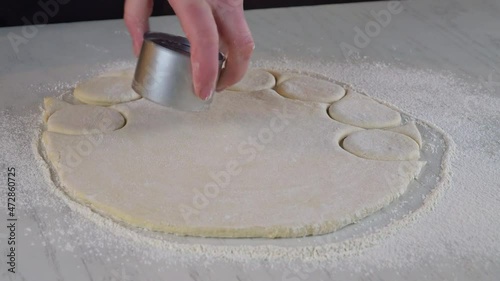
[{"x1": 124, "y1": 0, "x2": 254, "y2": 100}]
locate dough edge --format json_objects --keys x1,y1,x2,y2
[{"x1": 42, "y1": 154, "x2": 423, "y2": 238}]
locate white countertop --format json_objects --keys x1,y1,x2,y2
[{"x1": 0, "y1": 0, "x2": 499, "y2": 280}]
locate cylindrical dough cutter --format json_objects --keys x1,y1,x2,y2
[{"x1": 132, "y1": 32, "x2": 225, "y2": 111}]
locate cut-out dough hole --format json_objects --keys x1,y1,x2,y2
[
  {"x1": 275, "y1": 75, "x2": 346, "y2": 103},
  {"x1": 47, "y1": 105, "x2": 126, "y2": 135},
  {"x1": 328, "y1": 90, "x2": 401, "y2": 128},
  {"x1": 74, "y1": 74, "x2": 141, "y2": 106},
  {"x1": 228, "y1": 69, "x2": 276, "y2": 92},
  {"x1": 342, "y1": 129, "x2": 420, "y2": 161}
]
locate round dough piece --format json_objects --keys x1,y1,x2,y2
[
  {"x1": 275, "y1": 75, "x2": 346, "y2": 103},
  {"x1": 47, "y1": 105, "x2": 125, "y2": 135},
  {"x1": 228, "y1": 69, "x2": 276, "y2": 92},
  {"x1": 74, "y1": 75, "x2": 141, "y2": 106},
  {"x1": 328, "y1": 91, "x2": 401, "y2": 128},
  {"x1": 342, "y1": 130, "x2": 420, "y2": 161}
]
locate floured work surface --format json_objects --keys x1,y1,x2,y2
[{"x1": 39, "y1": 68, "x2": 435, "y2": 238}]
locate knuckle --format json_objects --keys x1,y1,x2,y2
[{"x1": 236, "y1": 35, "x2": 255, "y2": 57}]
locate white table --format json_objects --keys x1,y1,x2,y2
[{"x1": 1, "y1": 0, "x2": 499, "y2": 280}]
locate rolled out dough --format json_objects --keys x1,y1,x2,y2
[{"x1": 41, "y1": 68, "x2": 424, "y2": 238}]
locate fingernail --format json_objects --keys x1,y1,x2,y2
[{"x1": 200, "y1": 87, "x2": 214, "y2": 101}]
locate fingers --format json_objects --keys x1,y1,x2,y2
[
  {"x1": 212, "y1": 0, "x2": 254, "y2": 91},
  {"x1": 124, "y1": 0, "x2": 154, "y2": 57},
  {"x1": 169, "y1": 0, "x2": 220, "y2": 100}
]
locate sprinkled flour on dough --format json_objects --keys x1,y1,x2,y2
[{"x1": 1, "y1": 58, "x2": 499, "y2": 273}]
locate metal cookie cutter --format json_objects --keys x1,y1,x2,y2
[{"x1": 132, "y1": 32, "x2": 225, "y2": 111}]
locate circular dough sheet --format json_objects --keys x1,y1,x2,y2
[{"x1": 41, "y1": 69, "x2": 424, "y2": 238}]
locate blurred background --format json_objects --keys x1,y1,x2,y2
[{"x1": 1, "y1": 0, "x2": 379, "y2": 27}]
